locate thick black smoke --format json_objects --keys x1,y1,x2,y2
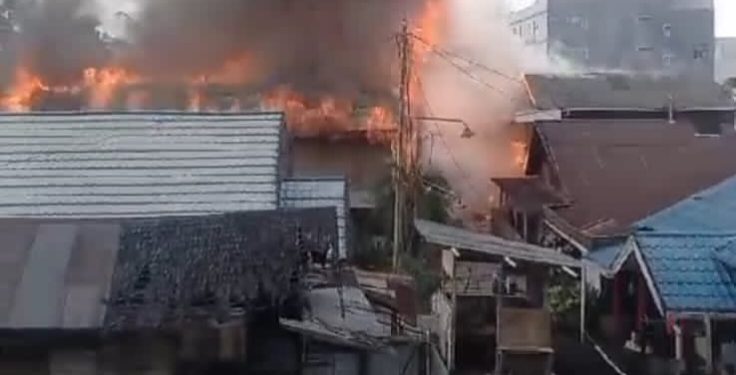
[
  {"x1": 4, "y1": 0, "x2": 426, "y2": 99},
  {"x1": 13, "y1": 0, "x2": 108, "y2": 85},
  {"x1": 126, "y1": 0, "x2": 424, "y2": 97}
]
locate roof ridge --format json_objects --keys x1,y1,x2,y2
[
  {"x1": 638, "y1": 173, "x2": 736, "y2": 228},
  {"x1": 636, "y1": 230, "x2": 736, "y2": 238}
]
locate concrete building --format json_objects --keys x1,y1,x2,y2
[
  {"x1": 510, "y1": 0, "x2": 715, "y2": 78},
  {"x1": 715, "y1": 37, "x2": 736, "y2": 83}
]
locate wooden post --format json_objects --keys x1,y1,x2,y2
[
  {"x1": 580, "y1": 263, "x2": 587, "y2": 343},
  {"x1": 613, "y1": 273, "x2": 622, "y2": 334},
  {"x1": 392, "y1": 20, "x2": 411, "y2": 272},
  {"x1": 705, "y1": 316, "x2": 713, "y2": 375}
]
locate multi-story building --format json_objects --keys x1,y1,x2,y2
[
  {"x1": 510, "y1": 0, "x2": 715, "y2": 78},
  {"x1": 715, "y1": 37, "x2": 736, "y2": 83}
]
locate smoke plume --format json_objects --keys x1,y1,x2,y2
[{"x1": 420, "y1": 0, "x2": 528, "y2": 216}]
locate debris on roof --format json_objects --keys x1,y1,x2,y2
[
  {"x1": 281, "y1": 177, "x2": 349, "y2": 259},
  {"x1": 105, "y1": 208, "x2": 338, "y2": 330}
]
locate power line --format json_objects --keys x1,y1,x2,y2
[
  {"x1": 414, "y1": 76, "x2": 487, "y2": 200},
  {"x1": 410, "y1": 33, "x2": 523, "y2": 85}
]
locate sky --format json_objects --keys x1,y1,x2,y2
[
  {"x1": 716, "y1": 0, "x2": 736, "y2": 37},
  {"x1": 508, "y1": 0, "x2": 736, "y2": 37}
]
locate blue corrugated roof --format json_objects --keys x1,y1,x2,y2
[
  {"x1": 636, "y1": 233, "x2": 736, "y2": 313},
  {"x1": 586, "y1": 241, "x2": 626, "y2": 271},
  {"x1": 638, "y1": 174, "x2": 736, "y2": 232}
]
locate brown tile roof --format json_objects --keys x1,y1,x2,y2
[{"x1": 537, "y1": 119, "x2": 736, "y2": 236}]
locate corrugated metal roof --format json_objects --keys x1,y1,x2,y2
[
  {"x1": 0, "y1": 112, "x2": 285, "y2": 217},
  {"x1": 525, "y1": 73, "x2": 735, "y2": 111},
  {"x1": 635, "y1": 233, "x2": 736, "y2": 314},
  {"x1": 638, "y1": 174, "x2": 736, "y2": 232},
  {"x1": 536, "y1": 119, "x2": 736, "y2": 236},
  {"x1": 0, "y1": 219, "x2": 120, "y2": 329},
  {"x1": 415, "y1": 219, "x2": 580, "y2": 268},
  {"x1": 281, "y1": 177, "x2": 349, "y2": 259}
]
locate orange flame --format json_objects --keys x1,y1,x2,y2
[
  {"x1": 511, "y1": 141, "x2": 528, "y2": 169},
  {"x1": 84, "y1": 67, "x2": 139, "y2": 110},
  {"x1": 261, "y1": 86, "x2": 396, "y2": 143},
  {"x1": 1, "y1": 68, "x2": 49, "y2": 112}
]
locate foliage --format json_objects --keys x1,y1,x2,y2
[
  {"x1": 548, "y1": 269, "x2": 582, "y2": 331},
  {"x1": 401, "y1": 252, "x2": 441, "y2": 308}
]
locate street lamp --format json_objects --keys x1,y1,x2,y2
[{"x1": 413, "y1": 116, "x2": 476, "y2": 139}]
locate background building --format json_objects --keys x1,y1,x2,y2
[
  {"x1": 715, "y1": 37, "x2": 736, "y2": 83},
  {"x1": 510, "y1": 0, "x2": 715, "y2": 78}
]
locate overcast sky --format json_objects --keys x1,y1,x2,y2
[{"x1": 715, "y1": 0, "x2": 736, "y2": 37}]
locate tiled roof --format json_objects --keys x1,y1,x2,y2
[
  {"x1": 524, "y1": 73, "x2": 735, "y2": 111},
  {"x1": 635, "y1": 233, "x2": 736, "y2": 314},
  {"x1": 415, "y1": 219, "x2": 580, "y2": 268},
  {"x1": 537, "y1": 119, "x2": 736, "y2": 236},
  {"x1": 0, "y1": 112, "x2": 285, "y2": 217},
  {"x1": 105, "y1": 208, "x2": 338, "y2": 330},
  {"x1": 638, "y1": 174, "x2": 736, "y2": 232},
  {"x1": 281, "y1": 177, "x2": 349, "y2": 259}
]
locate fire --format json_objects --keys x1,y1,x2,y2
[
  {"x1": 413, "y1": 0, "x2": 444, "y2": 64},
  {"x1": 207, "y1": 55, "x2": 253, "y2": 85},
  {"x1": 262, "y1": 86, "x2": 396, "y2": 142},
  {"x1": 84, "y1": 67, "x2": 139, "y2": 110},
  {"x1": 511, "y1": 141, "x2": 528, "y2": 169},
  {"x1": 1, "y1": 68, "x2": 49, "y2": 112}
]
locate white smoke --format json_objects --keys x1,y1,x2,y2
[{"x1": 420, "y1": 0, "x2": 528, "y2": 216}]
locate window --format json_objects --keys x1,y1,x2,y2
[
  {"x1": 662, "y1": 53, "x2": 674, "y2": 67},
  {"x1": 637, "y1": 14, "x2": 653, "y2": 22},
  {"x1": 638, "y1": 46, "x2": 654, "y2": 52},
  {"x1": 662, "y1": 23, "x2": 672, "y2": 38},
  {"x1": 532, "y1": 20, "x2": 539, "y2": 36},
  {"x1": 694, "y1": 45, "x2": 709, "y2": 60}
]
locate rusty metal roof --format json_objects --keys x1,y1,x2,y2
[{"x1": 536, "y1": 119, "x2": 736, "y2": 236}]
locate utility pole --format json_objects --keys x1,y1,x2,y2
[{"x1": 393, "y1": 20, "x2": 412, "y2": 272}]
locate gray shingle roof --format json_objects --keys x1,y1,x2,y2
[
  {"x1": 281, "y1": 177, "x2": 349, "y2": 259},
  {"x1": 524, "y1": 73, "x2": 735, "y2": 111},
  {"x1": 0, "y1": 112, "x2": 285, "y2": 218}
]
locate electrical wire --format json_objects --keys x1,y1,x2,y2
[
  {"x1": 414, "y1": 76, "x2": 488, "y2": 201},
  {"x1": 410, "y1": 33, "x2": 524, "y2": 85}
]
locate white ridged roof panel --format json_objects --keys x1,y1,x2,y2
[{"x1": 0, "y1": 112, "x2": 285, "y2": 217}]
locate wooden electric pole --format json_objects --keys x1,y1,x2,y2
[{"x1": 393, "y1": 20, "x2": 412, "y2": 272}]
